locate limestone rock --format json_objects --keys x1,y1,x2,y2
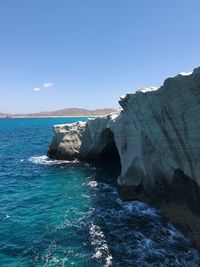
[
  {"x1": 47, "y1": 66, "x2": 200, "y2": 247},
  {"x1": 48, "y1": 67, "x2": 200, "y2": 191},
  {"x1": 47, "y1": 121, "x2": 86, "y2": 160},
  {"x1": 115, "y1": 67, "x2": 200, "y2": 192},
  {"x1": 79, "y1": 114, "x2": 119, "y2": 159}
]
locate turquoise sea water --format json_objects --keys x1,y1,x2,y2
[{"x1": 0, "y1": 117, "x2": 200, "y2": 267}]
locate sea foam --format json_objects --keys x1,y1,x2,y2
[{"x1": 27, "y1": 155, "x2": 78, "y2": 165}]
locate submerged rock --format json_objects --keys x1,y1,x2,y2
[{"x1": 48, "y1": 66, "x2": 200, "y2": 247}]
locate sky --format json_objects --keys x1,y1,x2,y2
[{"x1": 0, "y1": 0, "x2": 200, "y2": 113}]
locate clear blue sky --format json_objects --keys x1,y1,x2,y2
[{"x1": 0, "y1": 0, "x2": 200, "y2": 113}]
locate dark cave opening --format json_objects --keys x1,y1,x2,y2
[{"x1": 97, "y1": 128, "x2": 121, "y2": 171}]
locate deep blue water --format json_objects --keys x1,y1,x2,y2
[{"x1": 0, "y1": 118, "x2": 199, "y2": 267}]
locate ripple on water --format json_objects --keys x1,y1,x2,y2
[
  {"x1": 0, "y1": 117, "x2": 200, "y2": 267},
  {"x1": 86, "y1": 180, "x2": 200, "y2": 267}
]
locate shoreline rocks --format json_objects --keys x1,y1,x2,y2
[
  {"x1": 47, "y1": 121, "x2": 86, "y2": 160},
  {"x1": 47, "y1": 66, "x2": 200, "y2": 248}
]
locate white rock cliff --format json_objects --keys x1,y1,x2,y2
[{"x1": 48, "y1": 67, "x2": 200, "y2": 246}]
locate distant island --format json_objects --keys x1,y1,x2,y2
[{"x1": 0, "y1": 108, "x2": 118, "y2": 118}]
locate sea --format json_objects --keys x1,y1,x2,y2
[{"x1": 0, "y1": 117, "x2": 199, "y2": 267}]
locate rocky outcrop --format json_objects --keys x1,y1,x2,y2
[
  {"x1": 48, "y1": 67, "x2": 200, "y2": 247},
  {"x1": 47, "y1": 122, "x2": 86, "y2": 159}
]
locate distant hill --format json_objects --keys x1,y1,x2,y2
[
  {"x1": 0, "y1": 113, "x2": 8, "y2": 118},
  {"x1": 0, "y1": 108, "x2": 118, "y2": 118}
]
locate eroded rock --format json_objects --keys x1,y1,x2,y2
[
  {"x1": 47, "y1": 121, "x2": 86, "y2": 159},
  {"x1": 47, "y1": 67, "x2": 200, "y2": 248}
]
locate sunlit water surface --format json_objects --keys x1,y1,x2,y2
[{"x1": 0, "y1": 118, "x2": 199, "y2": 267}]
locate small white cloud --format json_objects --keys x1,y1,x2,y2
[
  {"x1": 43, "y1": 82, "x2": 54, "y2": 88},
  {"x1": 31, "y1": 82, "x2": 54, "y2": 92},
  {"x1": 33, "y1": 87, "x2": 41, "y2": 92}
]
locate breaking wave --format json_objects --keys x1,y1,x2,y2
[
  {"x1": 27, "y1": 155, "x2": 78, "y2": 165},
  {"x1": 2, "y1": 115, "x2": 199, "y2": 266},
  {"x1": 90, "y1": 223, "x2": 112, "y2": 267},
  {"x1": 86, "y1": 178, "x2": 200, "y2": 267}
]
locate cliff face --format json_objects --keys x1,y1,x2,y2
[
  {"x1": 112, "y1": 69, "x2": 200, "y2": 197},
  {"x1": 48, "y1": 67, "x2": 200, "y2": 247}
]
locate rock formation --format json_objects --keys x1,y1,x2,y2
[
  {"x1": 48, "y1": 67, "x2": 200, "y2": 247},
  {"x1": 48, "y1": 122, "x2": 86, "y2": 160}
]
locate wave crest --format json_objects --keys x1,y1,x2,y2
[
  {"x1": 90, "y1": 222, "x2": 112, "y2": 267},
  {"x1": 27, "y1": 155, "x2": 78, "y2": 165}
]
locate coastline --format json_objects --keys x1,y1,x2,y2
[
  {"x1": 1, "y1": 116, "x2": 198, "y2": 266},
  {"x1": 47, "y1": 66, "x2": 200, "y2": 250},
  {"x1": 0, "y1": 115, "x2": 96, "y2": 119},
  {"x1": 0, "y1": 108, "x2": 118, "y2": 119}
]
